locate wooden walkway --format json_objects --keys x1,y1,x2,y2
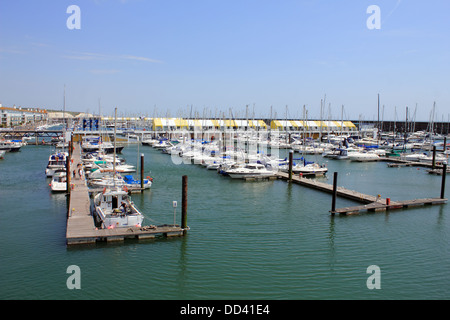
[
  {"x1": 276, "y1": 171, "x2": 388, "y2": 204},
  {"x1": 276, "y1": 171, "x2": 447, "y2": 215},
  {"x1": 331, "y1": 198, "x2": 447, "y2": 215},
  {"x1": 66, "y1": 144, "x2": 186, "y2": 246},
  {"x1": 379, "y1": 157, "x2": 446, "y2": 169}
]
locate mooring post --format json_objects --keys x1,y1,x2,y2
[
  {"x1": 181, "y1": 175, "x2": 188, "y2": 232},
  {"x1": 443, "y1": 137, "x2": 447, "y2": 152},
  {"x1": 331, "y1": 172, "x2": 338, "y2": 214},
  {"x1": 432, "y1": 146, "x2": 436, "y2": 169},
  {"x1": 288, "y1": 150, "x2": 293, "y2": 181},
  {"x1": 441, "y1": 164, "x2": 447, "y2": 199},
  {"x1": 66, "y1": 156, "x2": 70, "y2": 194},
  {"x1": 140, "y1": 153, "x2": 144, "y2": 193}
]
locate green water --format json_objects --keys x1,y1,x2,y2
[{"x1": 0, "y1": 144, "x2": 449, "y2": 300}]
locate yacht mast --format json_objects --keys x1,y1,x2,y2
[{"x1": 113, "y1": 107, "x2": 117, "y2": 187}]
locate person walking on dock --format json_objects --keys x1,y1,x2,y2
[{"x1": 78, "y1": 167, "x2": 83, "y2": 180}]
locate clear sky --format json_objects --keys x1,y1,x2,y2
[{"x1": 1, "y1": 0, "x2": 449, "y2": 122}]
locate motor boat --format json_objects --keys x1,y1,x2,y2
[
  {"x1": 45, "y1": 152, "x2": 68, "y2": 177},
  {"x1": 50, "y1": 170, "x2": 67, "y2": 192},
  {"x1": 93, "y1": 186, "x2": 144, "y2": 229},
  {"x1": 348, "y1": 151, "x2": 380, "y2": 162},
  {"x1": 89, "y1": 160, "x2": 136, "y2": 173},
  {"x1": 81, "y1": 136, "x2": 124, "y2": 154},
  {"x1": 281, "y1": 162, "x2": 328, "y2": 175},
  {"x1": 225, "y1": 163, "x2": 275, "y2": 179},
  {"x1": 0, "y1": 140, "x2": 22, "y2": 152}
]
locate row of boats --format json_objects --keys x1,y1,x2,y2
[
  {"x1": 44, "y1": 137, "x2": 150, "y2": 229},
  {"x1": 142, "y1": 131, "x2": 449, "y2": 178},
  {"x1": 45, "y1": 138, "x2": 152, "y2": 192},
  {"x1": 143, "y1": 137, "x2": 329, "y2": 179}
]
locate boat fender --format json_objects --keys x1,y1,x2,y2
[
  {"x1": 102, "y1": 187, "x2": 106, "y2": 194},
  {"x1": 123, "y1": 186, "x2": 128, "y2": 193}
]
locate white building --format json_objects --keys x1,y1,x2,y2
[{"x1": 0, "y1": 104, "x2": 48, "y2": 127}]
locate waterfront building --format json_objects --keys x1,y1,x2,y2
[{"x1": 0, "y1": 104, "x2": 48, "y2": 127}]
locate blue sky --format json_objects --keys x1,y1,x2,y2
[{"x1": 1, "y1": 0, "x2": 449, "y2": 121}]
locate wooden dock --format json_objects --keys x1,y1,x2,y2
[
  {"x1": 276, "y1": 171, "x2": 447, "y2": 215},
  {"x1": 379, "y1": 157, "x2": 446, "y2": 169},
  {"x1": 276, "y1": 171, "x2": 387, "y2": 204},
  {"x1": 331, "y1": 198, "x2": 447, "y2": 215},
  {"x1": 66, "y1": 144, "x2": 187, "y2": 246}
]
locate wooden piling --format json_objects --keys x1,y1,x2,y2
[
  {"x1": 441, "y1": 164, "x2": 447, "y2": 199},
  {"x1": 288, "y1": 150, "x2": 293, "y2": 181},
  {"x1": 432, "y1": 146, "x2": 436, "y2": 170},
  {"x1": 181, "y1": 175, "x2": 188, "y2": 232},
  {"x1": 66, "y1": 156, "x2": 70, "y2": 194},
  {"x1": 331, "y1": 172, "x2": 338, "y2": 214},
  {"x1": 140, "y1": 153, "x2": 144, "y2": 193}
]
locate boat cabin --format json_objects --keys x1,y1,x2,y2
[{"x1": 98, "y1": 189, "x2": 130, "y2": 213}]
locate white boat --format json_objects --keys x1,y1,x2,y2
[
  {"x1": 153, "y1": 139, "x2": 172, "y2": 149},
  {"x1": 93, "y1": 187, "x2": 144, "y2": 229},
  {"x1": 0, "y1": 140, "x2": 22, "y2": 152},
  {"x1": 0, "y1": 150, "x2": 5, "y2": 159},
  {"x1": 50, "y1": 170, "x2": 67, "y2": 192},
  {"x1": 45, "y1": 152, "x2": 68, "y2": 177},
  {"x1": 90, "y1": 160, "x2": 136, "y2": 173},
  {"x1": 81, "y1": 136, "x2": 124, "y2": 154},
  {"x1": 226, "y1": 163, "x2": 275, "y2": 179},
  {"x1": 281, "y1": 162, "x2": 328, "y2": 175},
  {"x1": 401, "y1": 153, "x2": 429, "y2": 162},
  {"x1": 419, "y1": 154, "x2": 448, "y2": 165},
  {"x1": 89, "y1": 174, "x2": 152, "y2": 189},
  {"x1": 348, "y1": 151, "x2": 380, "y2": 162}
]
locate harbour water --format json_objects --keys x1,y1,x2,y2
[{"x1": 0, "y1": 143, "x2": 449, "y2": 300}]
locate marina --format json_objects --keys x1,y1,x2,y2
[
  {"x1": 1, "y1": 124, "x2": 449, "y2": 300},
  {"x1": 3, "y1": 1, "x2": 450, "y2": 305}
]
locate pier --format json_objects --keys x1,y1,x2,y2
[
  {"x1": 66, "y1": 144, "x2": 187, "y2": 246},
  {"x1": 276, "y1": 171, "x2": 447, "y2": 215},
  {"x1": 276, "y1": 171, "x2": 386, "y2": 204}
]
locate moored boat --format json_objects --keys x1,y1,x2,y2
[
  {"x1": 226, "y1": 163, "x2": 275, "y2": 179},
  {"x1": 93, "y1": 186, "x2": 144, "y2": 229},
  {"x1": 50, "y1": 170, "x2": 67, "y2": 192},
  {"x1": 45, "y1": 152, "x2": 68, "y2": 177}
]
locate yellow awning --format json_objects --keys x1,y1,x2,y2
[
  {"x1": 211, "y1": 119, "x2": 220, "y2": 128},
  {"x1": 343, "y1": 121, "x2": 356, "y2": 128},
  {"x1": 153, "y1": 118, "x2": 163, "y2": 129},
  {"x1": 175, "y1": 118, "x2": 188, "y2": 128},
  {"x1": 224, "y1": 119, "x2": 236, "y2": 128},
  {"x1": 271, "y1": 120, "x2": 282, "y2": 129},
  {"x1": 289, "y1": 120, "x2": 299, "y2": 128}
]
